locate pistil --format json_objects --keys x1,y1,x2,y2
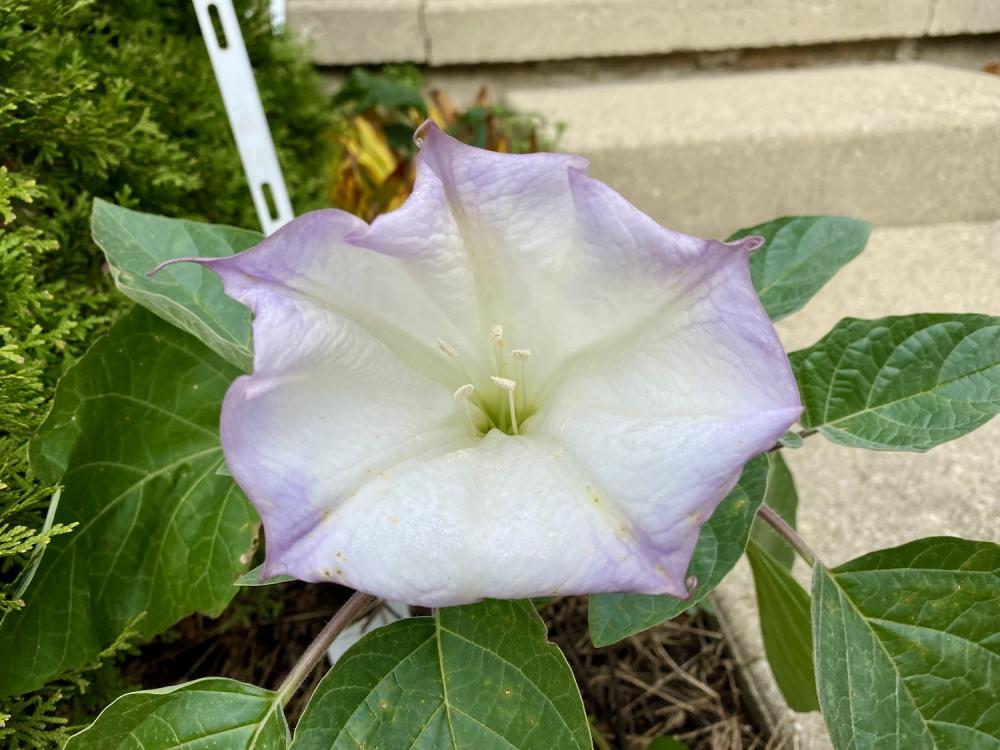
[
  {"x1": 511, "y1": 348, "x2": 530, "y2": 412},
  {"x1": 489, "y1": 325, "x2": 506, "y2": 422}
]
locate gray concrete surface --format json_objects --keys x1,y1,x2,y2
[
  {"x1": 288, "y1": 0, "x2": 1000, "y2": 66},
  {"x1": 930, "y1": 0, "x2": 1000, "y2": 35},
  {"x1": 424, "y1": 0, "x2": 933, "y2": 65},
  {"x1": 287, "y1": 0, "x2": 426, "y2": 64},
  {"x1": 505, "y1": 63, "x2": 1000, "y2": 237},
  {"x1": 713, "y1": 219, "x2": 1000, "y2": 749},
  {"x1": 316, "y1": 35, "x2": 1000, "y2": 108}
]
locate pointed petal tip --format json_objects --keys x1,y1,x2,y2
[
  {"x1": 728, "y1": 234, "x2": 766, "y2": 253},
  {"x1": 414, "y1": 118, "x2": 589, "y2": 174},
  {"x1": 413, "y1": 117, "x2": 436, "y2": 147}
]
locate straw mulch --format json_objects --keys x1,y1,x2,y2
[{"x1": 545, "y1": 596, "x2": 784, "y2": 750}]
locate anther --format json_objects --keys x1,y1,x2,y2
[
  {"x1": 491, "y1": 376, "x2": 520, "y2": 435},
  {"x1": 438, "y1": 338, "x2": 459, "y2": 357},
  {"x1": 453, "y1": 384, "x2": 475, "y2": 400},
  {"x1": 489, "y1": 325, "x2": 504, "y2": 345},
  {"x1": 490, "y1": 376, "x2": 516, "y2": 391},
  {"x1": 511, "y1": 349, "x2": 531, "y2": 361}
]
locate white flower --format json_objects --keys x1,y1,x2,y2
[{"x1": 195, "y1": 124, "x2": 801, "y2": 606}]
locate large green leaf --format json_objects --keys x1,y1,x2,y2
[
  {"x1": 292, "y1": 599, "x2": 591, "y2": 750},
  {"x1": 746, "y1": 541, "x2": 818, "y2": 712},
  {"x1": 588, "y1": 454, "x2": 769, "y2": 647},
  {"x1": 0, "y1": 308, "x2": 256, "y2": 696},
  {"x1": 65, "y1": 678, "x2": 287, "y2": 749},
  {"x1": 91, "y1": 198, "x2": 258, "y2": 371},
  {"x1": 728, "y1": 215, "x2": 870, "y2": 321},
  {"x1": 791, "y1": 314, "x2": 1000, "y2": 451},
  {"x1": 749, "y1": 452, "x2": 799, "y2": 569},
  {"x1": 813, "y1": 537, "x2": 1000, "y2": 749}
]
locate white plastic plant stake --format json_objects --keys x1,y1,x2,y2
[
  {"x1": 192, "y1": 0, "x2": 294, "y2": 236},
  {"x1": 269, "y1": 0, "x2": 286, "y2": 31}
]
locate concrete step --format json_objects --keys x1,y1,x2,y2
[
  {"x1": 711, "y1": 218, "x2": 1000, "y2": 748},
  {"x1": 287, "y1": 0, "x2": 1000, "y2": 66},
  {"x1": 505, "y1": 62, "x2": 1000, "y2": 236}
]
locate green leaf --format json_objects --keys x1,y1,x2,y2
[
  {"x1": 236, "y1": 564, "x2": 296, "y2": 587},
  {"x1": 728, "y1": 215, "x2": 870, "y2": 321},
  {"x1": 0, "y1": 308, "x2": 256, "y2": 696},
  {"x1": 750, "y1": 453, "x2": 799, "y2": 569},
  {"x1": 588, "y1": 455, "x2": 769, "y2": 647},
  {"x1": 91, "y1": 198, "x2": 258, "y2": 371},
  {"x1": 791, "y1": 314, "x2": 1000, "y2": 451},
  {"x1": 813, "y1": 537, "x2": 1000, "y2": 749},
  {"x1": 746, "y1": 541, "x2": 818, "y2": 712},
  {"x1": 65, "y1": 678, "x2": 288, "y2": 749},
  {"x1": 292, "y1": 599, "x2": 591, "y2": 750}
]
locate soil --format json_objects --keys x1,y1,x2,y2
[{"x1": 125, "y1": 584, "x2": 778, "y2": 749}]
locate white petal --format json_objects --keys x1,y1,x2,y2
[
  {"x1": 267, "y1": 430, "x2": 682, "y2": 606},
  {"x1": 220, "y1": 288, "x2": 472, "y2": 557}
]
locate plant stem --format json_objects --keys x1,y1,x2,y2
[
  {"x1": 757, "y1": 504, "x2": 821, "y2": 567},
  {"x1": 276, "y1": 590, "x2": 376, "y2": 706},
  {"x1": 590, "y1": 723, "x2": 613, "y2": 750}
]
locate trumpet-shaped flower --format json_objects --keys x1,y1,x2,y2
[{"x1": 193, "y1": 124, "x2": 801, "y2": 606}]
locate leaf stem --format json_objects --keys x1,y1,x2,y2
[
  {"x1": 276, "y1": 590, "x2": 376, "y2": 706},
  {"x1": 757, "y1": 504, "x2": 821, "y2": 568},
  {"x1": 11, "y1": 488, "x2": 62, "y2": 602}
]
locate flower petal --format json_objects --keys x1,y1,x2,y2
[
  {"x1": 266, "y1": 429, "x2": 684, "y2": 605},
  {"x1": 202, "y1": 207, "x2": 486, "y2": 389},
  {"x1": 528, "y1": 173, "x2": 801, "y2": 586},
  {"x1": 219, "y1": 288, "x2": 472, "y2": 560},
  {"x1": 354, "y1": 124, "x2": 592, "y2": 389}
]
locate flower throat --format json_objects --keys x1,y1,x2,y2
[{"x1": 438, "y1": 324, "x2": 534, "y2": 436}]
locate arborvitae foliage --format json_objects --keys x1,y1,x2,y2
[{"x1": 0, "y1": 0, "x2": 331, "y2": 743}]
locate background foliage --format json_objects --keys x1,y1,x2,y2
[{"x1": 0, "y1": 0, "x2": 331, "y2": 743}]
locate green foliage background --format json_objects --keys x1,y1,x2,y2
[{"x1": 0, "y1": 0, "x2": 331, "y2": 743}]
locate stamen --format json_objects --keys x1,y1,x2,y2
[
  {"x1": 453, "y1": 384, "x2": 481, "y2": 436},
  {"x1": 511, "y1": 349, "x2": 530, "y2": 412},
  {"x1": 438, "y1": 336, "x2": 480, "y2": 388},
  {"x1": 491, "y1": 376, "x2": 519, "y2": 435}
]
